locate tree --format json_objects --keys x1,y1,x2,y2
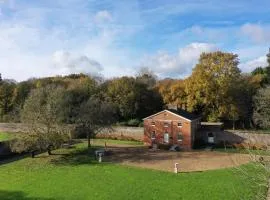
[
  {"x1": 185, "y1": 51, "x2": 241, "y2": 121},
  {"x1": 77, "y1": 97, "x2": 117, "y2": 149},
  {"x1": 253, "y1": 86, "x2": 270, "y2": 129},
  {"x1": 266, "y1": 48, "x2": 270, "y2": 83},
  {"x1": 136, "y1": 67, "x2": 157, "y2": 89},
  {"x1": 106, "y1": 77, "x2": 137, "y2": 120},
  {"x1": 0, "y1": 80, "x2": 16, "y2": 121},
  {"x1": 10, "y1": 85, "x2": 70, "y2": 156}
]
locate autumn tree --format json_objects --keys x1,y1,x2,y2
[{"x1": 185, "y1": 51, "x2": 241, "y2": 121}]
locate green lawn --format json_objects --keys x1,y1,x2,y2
[
  {"x1": 0, "y1": 132, "x2": 12, "y2": 142},
  {"x1": 0, "y1": 142, "x2": 268, "y2": 200}
]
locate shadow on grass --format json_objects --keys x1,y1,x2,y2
[
  {"x1": 0, "y1": 153, "x2": 29, "y2": 166},
  {"x1": 0, "y1": 190, "x2": 56, "y2": 200},
  {"x1": 50, "y1": 146, "x2": 103, "y2": 166}
]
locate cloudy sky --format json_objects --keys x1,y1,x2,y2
[{"x1": 0, "y1": 0, "x2": 270, "y2": 81}]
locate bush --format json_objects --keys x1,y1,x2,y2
[
  {"x1": 138, "y1": 122, "x2": 144, "y2": 127},
  {"x1": 127, "y1": 119, "x2": 141, "y2": 127}
]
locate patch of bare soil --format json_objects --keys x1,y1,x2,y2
[{"x1": 105, "y1": 145, "x2": 251, "y2": 172}]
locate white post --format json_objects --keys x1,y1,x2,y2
[
  {"x1": 174, "y1": 163, "x2": 179, "y2": 173},
  {"x1": 98, "y1": 153, "x2": 102, "y2": 163}
]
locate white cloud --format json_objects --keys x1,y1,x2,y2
[
  {"x1": 141, "y1": 43, "x2": 217, "y2": 77},
  {"x1": 52, "y1": 50, "x2": 103, "y2": 75},
  {"x1": 241, "y1": 23, "x2": 270, "y2": 43},
  {"x1": 94, "y1": 10, "x2": 113, "y2": 23},
  {"x1": 239, "y1": 56, "x2": 267, "y2": 72}
]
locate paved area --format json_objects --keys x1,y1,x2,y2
[{"x1": 106, "y1": 145, "x2": 251, "y2": 172}]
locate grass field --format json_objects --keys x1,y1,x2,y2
[
  {"x1": 0, "y1": 141, "x2": 268, "y2": 200},
  {"x1": 0, "y1": 132, "x2": 12, "y2": 142}
]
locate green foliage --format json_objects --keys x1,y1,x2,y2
[
  {"x1": 104, "y1": 76, "x2": 163, "y2": 120},
  {"x1": 0, "y1": 80, "x2": 16, "y2": 121},
  {"x1": 127, "y1": 119, "x2": 141, "y2": 127},
  {"x1": 10, "y1": 85, "x2": 70, "y2": 153},
  {"x1": 253, "y1": 86, "x2": 270, "y2": 129},
  {"x1": 77, "y1": 97, "x2": 117, "y2": 147}
]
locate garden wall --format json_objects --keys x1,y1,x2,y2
[
  {"x1": 97, "y1": 126, "x2": 144, "y2": 141},
  {"x1": 215, "y1": 130, "x2": 270, "y2": 145}
]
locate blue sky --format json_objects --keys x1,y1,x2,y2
[{"x1": 0, "y1": 0, "x2": 270, "y2": 81}]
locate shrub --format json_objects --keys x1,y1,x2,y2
[
  {"x1": 127, "y1": 119, "x2": 141, "y2": 127},
  {"x1": 138, "y1": 121, "x2": 144, "y2": 127}
]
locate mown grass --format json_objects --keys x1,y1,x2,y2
[
  {"x1": 0, "y1": 141, "x2": 268, "y2": 200},
  {"x1": 0, "y1": 132, "x2": 12, "y2": 142}
]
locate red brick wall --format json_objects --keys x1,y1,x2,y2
[{"x1": 144, "y1": 111, "x2": 192, "y2": 150}]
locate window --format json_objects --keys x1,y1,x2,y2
[
  {"x1": 151, "y1": 131, "x2": 156, "y2": 140},
  {"x1": 164, "y1": 122, "x2": 169, "y2": 127},
  {"x1": 178, "y1": 122, "x2": 182, "y2": 127},
  {"x1": 164, "y1": 133, "x2": 169, "y2": 143},
  {"x1": 151, "y1": 121, "x2": 155, "y2": 126},
  {"x1": 177, "y1": 132, "x2": 183, "y2": 141}
]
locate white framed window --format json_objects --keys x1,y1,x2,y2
[
  {"x1": 178, "y1": 122, "x2": 182, "y2": 127},
  {"x1": 164, "y1": 133, "x2": 169, "y2": 143},
  {"x1": 151, "y1": 131, "x2": 156, "y2": 140},
  {"x1": 164, "y1": 122, "x2": 169, "y2": 127},
  {"x1": 177, "y1": 132, "x2": 183, "y2": 141}
]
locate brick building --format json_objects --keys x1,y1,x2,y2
[{"x1": 143, "y1": 109, "x2": 201, "y2": 150}]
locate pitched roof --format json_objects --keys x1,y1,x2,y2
[
  {"x1": 143, "y1": 109, "x2": 200, "y2": 121},
  {"x1": 167, "y1": 109, "x2": 200, "y2": 121}
]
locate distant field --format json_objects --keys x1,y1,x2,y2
[
  {"x1": 0, "y1": 132, "x2": 12, "y2": 142},
  {"x1": 0, "y1": 141, "x2": 267, "y2": 200}
]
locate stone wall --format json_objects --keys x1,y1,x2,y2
[{"x1": 216, "y1": 130, "x2": 270, "y2": 145}]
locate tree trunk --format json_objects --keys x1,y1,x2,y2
[
  {"x1": 31, "y1": 150, "x2": 36, "y2": 158},
  {"x1": 87, "y1": 132, "x2": 91, "y2": 148},
  {"x1": 232, "y1": 120, "x2": 235, "y2": 130}
]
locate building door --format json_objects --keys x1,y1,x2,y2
[
  {"x1": 207, "y1": 132, "x2": 214, "y2": 144},
  {"x1": 164, "y1": 133, "x2": 169, "y2": 143}
]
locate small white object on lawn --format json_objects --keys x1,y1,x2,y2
[
  {"x1": 174, "y1": 163, "x2": 179, "y2": 173},
  {"x1": 98, "y1": 153, "x2": 103, "y2": 163}
]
